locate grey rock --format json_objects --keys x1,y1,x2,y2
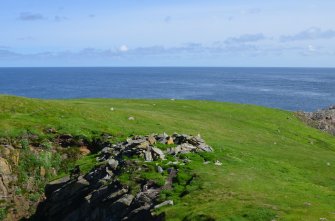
[
  {"x1": 106, "y1": 167, "x2": 114, "y2": 176},
  {"x1": 104, "y1": 188, "x2": 128, "y2": 202},
  {"x1": 116, "y1": 194, "x2": 134, "y2": 206},
  {"x1": 144, "y1": 151, "x2": 153, "y2": 162},
  {"x1": 301, "y1": 105, "x2": 335, "y2": 136},
  {"x1": 138, "y1": 141, "x2": 150, "y2": 149},
  {"x1": 108, "y1": 159, "x2": 119, "y2": 170},
  {"x1": 177, "y1": 143, "x2": 196, "y2": 154},
  {"x1": 154, "y1": 200, "x2": 173, "y2": 209},
  {"x1": 198, "y1": 143, "x2": 214, "y2": 152},
  {"x1": 151, "y1": 147, "x2": 165, "y2": 160},
  {"x1": 157, "y1": 166, "x2": 163, "y2": 174},
  {"x1": 156, "y1": 132, "x2": 168, "y2": 144},
  {"x1": 215, "y1": 160, "x2": 222, "y2": 166}
]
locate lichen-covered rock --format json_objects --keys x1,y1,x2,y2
[
  {"x1": 0, "y1": 157, "x2": 11, "y2": 175},
  {"x1": 147, "y1": 135, "x2": 156, "y2": 145}
]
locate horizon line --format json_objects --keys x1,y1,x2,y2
[{"x1": 0, "y1": 66, "x2": 335, "y2": 69}]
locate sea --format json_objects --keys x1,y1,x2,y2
[{"x1": 0, "y1": 67, "x2": 334, "y2": 112}]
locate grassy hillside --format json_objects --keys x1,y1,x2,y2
[{"x1": 0, "y1": 95, "x2": 335, "y2": 220}]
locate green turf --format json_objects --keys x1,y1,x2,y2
[{"x1": 1, "y1": 94, "x2": 335, "y2": 220}]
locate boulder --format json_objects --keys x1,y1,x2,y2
[
  {"x1": 198, "y1": 144, "x2": 213, "y2": 152},
  {"x1": 126, "y1": 138, "x2": 147, "y2": 149},
  {"x1": 115, "y1": 194, "x2": 134, "y2": 207},
  {"x1": 151, "y1": 147, "x2": 165, "y2": 160},
  {"x1": 108, "y1": 159, "x2": 119, "y2": 170},
  {"x1": 104, "y1": 188, "x2": 128, "y2": 202},
  {"x1": 79, "y1": 146, "x2": 91, "y2": 155},
  {"x1": 156, "y1": 133, "x2": 168, "y2": 144},
  {"x1": 157, "y1": 166, "x2": 163, "y2": 174},
  {"x1": 178, "y1": 143, "x2": 196, "y2": 153},
  {"x1": 166, "y1": 137, "x2": 174, "y2": 145},
  {"x1": 167, "y1": 145, "x2": 181, "y2": 155},
  {"x1": 188, "y1": 136, "x2": 205, "y2": 146},
  {"x1": 145, "y1": 151, "x2": 153, "y2": 162},
  {"x1": 137, "y1": 141, "x2": 150, "y2": 149},
  {"x1": 147, "y1": 135, "x2": 156, "y2": 145}
]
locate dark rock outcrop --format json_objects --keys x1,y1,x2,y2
[
  {"x1": 299, "y1": 105, "x2": 335, "y2": 135},
  {"x1": 33, "y1": 175, "x2": 166, "y2": 221}
]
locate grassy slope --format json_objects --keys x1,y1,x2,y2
[{"x1": 0, "y1": 95, "x2": 335, "y2": 221}]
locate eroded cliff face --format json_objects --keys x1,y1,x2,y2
[
  {"x1": 31, "y1": 133, "x2": 214, "y2": 221},
  {"x1": 299, "y1": 105, "x2": 335, "y2": 136},
  {"x1": 0, "y1": 146, "x2": 35, "y2": 221},
  {"x1": 0, "y1": 131, "x2": 116, "y2": 220}
]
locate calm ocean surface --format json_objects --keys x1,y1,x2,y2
[{"x1": 0, "y1": 67, "x2": 334, "y2": 111}]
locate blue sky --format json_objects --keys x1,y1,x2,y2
[{"x1": 0, "y1": 0, "x2": 335, "y2": 67}]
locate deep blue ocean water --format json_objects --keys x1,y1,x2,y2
[{"x1": 0, "y1": 67, "x2": 334, "y2": 111}]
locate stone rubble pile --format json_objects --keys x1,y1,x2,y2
[
  {"x1": 32, "y1": 133, "x2": 213, "y2": 221},
  {"x1": 301, "y1": 105, "x2": 335, "y2": 135},
  {"x1": 99, "y1": 133, "x2": 213, "y2": 163}
]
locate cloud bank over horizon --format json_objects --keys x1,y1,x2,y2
[{"x1": 0, "y1": 0, "x2": 334, "y2": 67}]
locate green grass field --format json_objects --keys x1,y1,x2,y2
[{"x1": 1, "y1": 95, "x2": 335, "y2": 221}]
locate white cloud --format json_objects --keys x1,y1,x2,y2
[
  {"x1": 308, "y1": 45, "x2": 316, "y2": 52},
  {"x1": 1, "y1": 39, "x2": 333, "y2": 66},
  {"x1": 118, "y1": 45, "x2": 129, "y2": 52}
]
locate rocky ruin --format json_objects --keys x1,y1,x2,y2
[
  {"x1": 30, "y1": 133, "x2": 213, "y2": 221},
  {"x1": 299, "y1": 105, "x2": 335, "y2": 136}
]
